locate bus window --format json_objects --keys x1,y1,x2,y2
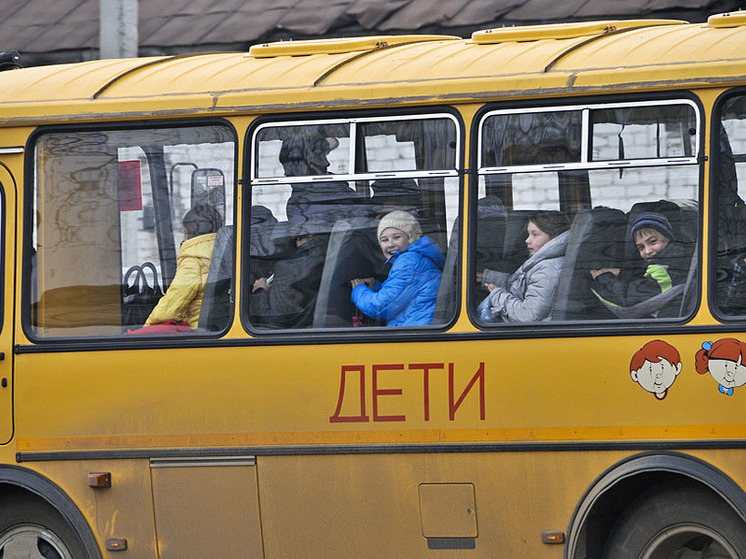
[
  {"x1": 474, "y1": 100, "x2": 700, "y2": 325},
  {"x1": 714, "y1": 93, "x2": 746, "y2": 317},
  {"x1": 247, "y1": 114, "x2": 460, "y2": 330},
  {"x1": 29, "y1": 125, "x2": 236, "y2": 338}
]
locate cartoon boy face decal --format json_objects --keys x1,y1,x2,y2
[
  {"x1": 696, "y1": 338, "x2": 746, "y2": 396},
  {"x1": 630, "y1": 340, "x2": 682, "y2": 400}
]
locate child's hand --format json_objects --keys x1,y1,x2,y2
[
  {"x1": 590, "y1": 267, "x2": 620, "y2": 279},
  {"x1": 253, "y1": 277, "x2": 270, "y2": 292},
  {"x1": 485, "y1": 283, "x2": 497, "y2": 292},
  {"x1": 351, "y1": 277, "x2": 375, "y2": 289}
]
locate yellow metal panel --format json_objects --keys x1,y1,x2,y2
[
  {"x1": 151, "y1": 461, "x2": 263, "y2": 558},
  {"x1": 0, "y1": 165, "x2": 14, "y2": 443},
  {"x1": 33, "y1": 459, "x2": 158, "y2": 556},
  {"x1": 419, "y1": 483, "x2": 477, "y2": 537}
]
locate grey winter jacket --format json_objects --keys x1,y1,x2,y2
[{"x1": 483, "y1": 230, "x2": 569, "y2": 322}]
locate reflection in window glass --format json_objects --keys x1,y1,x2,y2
[
  {"x1": 480, "y1": 111, "x2": 581, "y2": 168},
  {"x1": 31, "y1": 126, "x2": 235, "y2": 338},
  {"x1": 475, "y1": 102, "x2": 700, "y2": 326},
  {"x1": 715, "y1": 94, "x2": 746, "y2": 316},
  {"x1": 590, "y1": 105, "x2": 697, "y2": 161},
  {"x1": 248, "y1": 116, "x2": 460, "y2": 330}
]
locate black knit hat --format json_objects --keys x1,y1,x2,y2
[{"x1": 630, "y1": 212, "x2": 675, "y2": 241}]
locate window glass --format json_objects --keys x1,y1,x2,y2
[
  {"x1": 714, "y1": 93, "x2": 746, "y2": 316},
  {"x1": 474, "y1": 102, "x2": 700, "y2": 326},
  {"x1": 247, "y1": 116, "x2": 460, "y2": 330},
  {"x1": 31, "y1": 125, "x2": 235, "y2": 338},
  {"x1": 590, "y1": 105, "x2": 697, "y2": 161},
  {"x1": 480, "y1": 110, "x2": 581, "y2": 168}
]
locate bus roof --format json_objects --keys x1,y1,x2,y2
[{"x1": 2, "y1": 15, "x2": 746, "y2": 122}]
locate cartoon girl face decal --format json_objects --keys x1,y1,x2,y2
[
  {"x1": 696, "y1": 338, "x2": 746, "y2": 396},
  {"x1": 629, "y1": 340, "x2": 682, "y2": 400}
]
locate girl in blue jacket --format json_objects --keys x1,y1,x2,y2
[{"x1": 351, "y1": 210, "x2": 445, "y2": 326}]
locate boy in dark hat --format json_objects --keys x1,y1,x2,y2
[{"x1": 590, "y1": 211, "x2": 691, "y2": 318}]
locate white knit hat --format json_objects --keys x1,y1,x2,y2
[{"x1": 377, "y1": 210, "x2": 422, "y2": 243}]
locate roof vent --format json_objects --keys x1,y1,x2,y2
[
  {"x1": 249, "y1": 35, "x2": 459, "y2": 58},
  {"x1": 471, "y1": 19, "x2": 687, "y2": 43},
  {"x1": 708, "y1": 11, "x2": 746, "y2": 28}
]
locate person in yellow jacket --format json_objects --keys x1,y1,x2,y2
[{"x1": 145, "y1": 204, "x2": 222, "y2": 329}]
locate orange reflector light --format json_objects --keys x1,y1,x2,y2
[
  {"x1": 105, "y1": 538, "x2": 127, "y2": 551},
  {"x1": 542, "y1": 530, "x2": 566, "y2": 544},
  {"x1": 88, "y1": 472, "x2": 111, "y2": 488}
]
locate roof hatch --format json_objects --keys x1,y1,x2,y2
[
  {"x1": 249, "y1": 35, "x2": 459, "y2": 58},
  {"x1": 470, "y1": 19, "x2": 687, "y2": 44},
  {"x1": 707, "y1": 11, "x2": 746, "y2": 28}
]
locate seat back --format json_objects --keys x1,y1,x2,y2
[
  {"x1": 198, "y1": 225, "x2": 233, "y2": 331},
  {"x1": 502, "y1": 211, "x2": 532, "y2": 274},
  {"x1": 312, "y1": 216, "x2": 384, "y2": 327},
  {"x1": 432, "y1": 218, "x2": 460, "y2": 325},
  {"x1": 551, "y1": 207, "x2": 627, "y2": 321}
]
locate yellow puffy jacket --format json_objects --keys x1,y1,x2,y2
[{"x1": 145, "y1": 232, "x2": 217, "y2": 329}]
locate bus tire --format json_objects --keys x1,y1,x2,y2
[
  {"x1": 603, "y1": 484, "x2": 746, "y2": 559},
  {"x1": 0, "y1": 493, "x2": 90, "y2": 559}
]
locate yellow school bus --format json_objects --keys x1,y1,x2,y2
[{"x1": 1, "y1": 13, "x2": 746, "y2": 558}]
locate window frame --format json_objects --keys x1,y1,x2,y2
[
  {"x1": 23, "y1": 118, "x2": 239, "y2": 344},
  {"x1": 709, "y1": 87, "x2": 746, "y2": 323},
  {"x1": 250, "y1": 113, "x2": 461, "y2": 185},
  {"x1": 477, "y1": 99, "x2": 700, "y2": 176},
  {"x1": 243, "y1": 108, "x2": 465, "y2": 335},
  {"x1": 469, "y1": 95, "x2": 704, "y2": 331}
]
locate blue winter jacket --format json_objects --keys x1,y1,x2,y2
[{"x1": 351, "y1": 236, "x2": 445, "y2": 326}]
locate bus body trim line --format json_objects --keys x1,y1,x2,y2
[{"x1": 15, "y1": 439, "x2": 746, "y2": 462}]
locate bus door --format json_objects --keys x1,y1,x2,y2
[{"x1": 0, "y1": 165, "x2": 15, "y2": 444}]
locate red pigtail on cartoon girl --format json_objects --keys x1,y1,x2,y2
[
  {"x1": 629, "y1": 340, "x2": 682, "y2": 400},
  {"x1": 695, "y1": 338, "x2": 746, "y2": 396}
]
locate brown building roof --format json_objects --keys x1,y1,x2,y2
[{"x1": 1, "y1": 0, "x2": 742, "y2": 66}]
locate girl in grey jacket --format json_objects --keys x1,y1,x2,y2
[{"x1": 480, "y1": 211, "x2": 570, "y2": 323}]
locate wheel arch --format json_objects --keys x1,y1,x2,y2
[
  {"x1": 565, "y1": 451, "x2": 746, "y2": 559},
  {"x1": 0, "y1": 464, "x2": 102, "y2": 558}
]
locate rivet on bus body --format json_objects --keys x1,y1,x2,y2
[
  {"x1": 105, "y1": 538, "x2": 127, "y2": 551},
  {"x1": 1, "y1": 378, "x2": 6, "y2": 388},
  {"x1": 88, "y1": 472, "x2": 112, "y2": 488},
  {"x1": 541, "y1": 530, "x2": 565, "y2": 544}
]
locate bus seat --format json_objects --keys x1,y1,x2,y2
[
  {"x1": 198, "y1": 225, "x2": 233, "y2": 331},
  {"x1": 312, "y1": 216, "x2": 385, "y2": 328},
  {"x1": 473, "y1": 196, "x2": 508, "y2": 302},
  {"x1": 502, "y1": 211, "x2": 533, "y2": 274},
  {"x1": 433, "y1": 217, "x2": 460, "y2": 325},
  {"x1": 551, "y1": 207, "x2": 627, "y2": 321}
]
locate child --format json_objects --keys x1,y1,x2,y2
[
  {"x1": 478, "y1": 211, "x2": 570, "y2": 323},
  {"x1": 143, "y1": 204, "x2": 222, "y2": 330},
  {"x1": 351, "y1": 210, "x2": 444, "y2": 326},
  {"x1": 591, "y1": 212, "x2": 691, "y2": 318},
  {"x1": 251, "y1": 216, "x2": 328, "y2": 329}
]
